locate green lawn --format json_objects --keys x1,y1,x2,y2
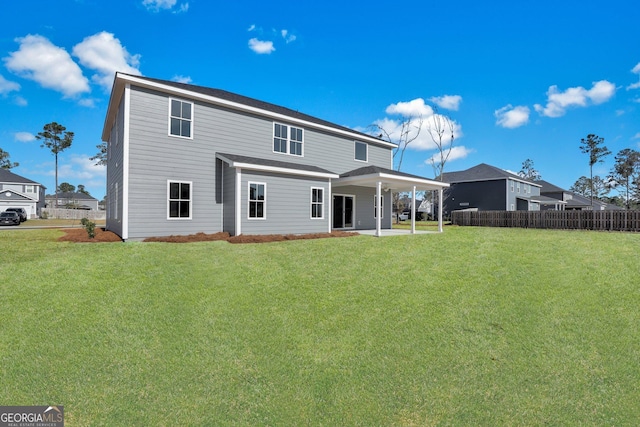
[{"x1": 1, "y1": 227, "x2": 639, "y2": 426}]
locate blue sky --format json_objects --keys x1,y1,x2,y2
[{"x1": 1, "y1": 0, "x2": 639, "y2": 199}]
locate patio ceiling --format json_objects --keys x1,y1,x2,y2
[{"x1": 332, "y1": 167, "x2": 449, "y2": 192}]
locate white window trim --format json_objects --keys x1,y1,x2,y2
[
  {"x1": 168, "y1": 98, "x2": 194, "y2": 140},
  {"x1": 167, "y1": 180, "x2": 193, "y2": 220},
  {"x1": 248, "y1": 181, "x2": 267, "y2": 220},
  {"x1": 510, "y1": 180, "x2": 514, "y2": 192},
  {"x1": 272, "y1": 122, "x2": 304, "y2": 157},
  {"x1": 374, "y1": 195, "x2": 384, "y2": 218},
  {"x1": 354, "y1": 141, "x2": 368, "y2": 162},
  {"x1": 310, "y1": 187, "x2": 324, "y2": 219}
]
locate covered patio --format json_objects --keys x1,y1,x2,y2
[{"x1": 333, "y1": 166, "x2": 450, "y2": 237}]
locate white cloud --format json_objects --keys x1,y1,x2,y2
[
  {"x1": 373, "y1": 104, "x2": 463, "y2": 151},
  {"x1": 72, "y1": 31, "x2": 141, "y2": 91},
  {"x1": 142, "y1": 0, "x2": 174, "y2": 10},
  {"x1": 172, "y1": 75, "x2": 192, "y2": 84},
  {"x1": 281, "y1": 29, "x2": 297, "y2": 43},
  {"x1": 385, "y1": 98, "x2": 434, "y2": 117},
  {"x1": 14, "y1": 131, "x2": 35, "y2": 142},
  {"x1": 633, "y1": 132, "x2": 640, "y2": 140},
  {"x1": 4, "y1": 34, "x2": 90, "y2": 98},
  {"x1": 248, "y1": 38, "x2": 275, "y2": 54},
  {"x1": 174, "y1": 2, "x2": 189, "y2": 13},
  {"x1": 429, "y1": 95, "x2": 462, "y2": 111},
  {"x1": 627, "y1": 62, "x2": 640, "y2": 90},
  {"x1": 534, "y1": 80, "x2": 616, "y2": 118},
  {"x1": 78, "y1": 98, "x2": 97, "y2": 108},
  {"x1": 495, "y1": 104, "x2": 530, "y2": 128},
  {"x1": 14, "y1": 95, "x2": 27, "y2": 106},
  {"x1": 58, "y1": 155, "x2": 106, "y2": 188},
  {"x1": 248, "y1": 24, "x2": 256, "y2": 32},
  {"x1": 425, "y1": 145, "x2": 473, "y2": 165},
  {"x1": 0, "y1": 74, "x2": 20, "y2": 94}
]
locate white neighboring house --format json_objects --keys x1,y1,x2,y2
[{"x1": 0, "y1": 169, "x2": 46, "y2": 219}]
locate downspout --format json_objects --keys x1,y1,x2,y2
[
  {"x1": 235, "y1": 168, "x2": 242, "y2": 236},
  {"x1": 328, "y1": 180, "x2": 332, "y2": 233},
  {"x1": 376, "y1": 180, "x2": 382, "y2": 237},
  {"x1": 438, "y1": 187, "x2": 444, "y2": 233},
  {"x1": 411, "y1": 185, "x2": 416, "y2": 234}
]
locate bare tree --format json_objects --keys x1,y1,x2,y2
[
  {"x1": 426, "y1": 107, "x2": 455, "y2": 181},
  {"x1": 371, "y1": 115, "x2": 423, "y2": 222},
  {"x1": 372, "y1": 115, "x2": 423, "y2": 172}
]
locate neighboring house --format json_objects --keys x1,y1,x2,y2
[
  {"x1": 536, "y1": 180, "x2": 622, "y2": 211},
  {"x1": 440, "y1": 163, "x2": 544, "y2": 214},
  {"x1": 46, "y1": 192, "x2": 100, "y2": 210},
  {"x1": 101, "y1": 73, "x2": 449, "y2": 240},
  {"x1": 0, "y1": 168, "x2": 46, "y2": 219}
]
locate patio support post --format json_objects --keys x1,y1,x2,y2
[
  {"x1": 411, "y1": 185, "x2": 416, "y2": 234},
  {"x1": 236, "y1": 168, "x2": 242, "y2": 236},
  {"x1": 376, "y1": 180, "x2": 382, "y2": 237},
  {"x1": 438, "y1": 187, "x2": 444, "y2": 233}
]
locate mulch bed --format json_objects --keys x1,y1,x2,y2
[
  {"x1": 58, "y1": 227, "x2": 125, "y2": 243},
  {"x1": 58, "y1": 228, "x2": 359, "y2": 244}
]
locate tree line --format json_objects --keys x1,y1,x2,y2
[{"x1": 520, "y1": 134, "x2": 640, "y2": 209}]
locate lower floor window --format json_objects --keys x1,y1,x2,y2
[
  {"x1": 168, "y1": 181, "x2": 191, "y2": 218},
  {"x1": 374, "y1": 195, "x2": 384, "y2": 218},
  {"x1": 311, "y1": 187, "x2": 323, "y2": 218},
  {"x1": 249, "y1": 182, "x2": 266, "y2": 219}
]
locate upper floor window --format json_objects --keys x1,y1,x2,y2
[
  {"x1": 273, "y1": 123, "x2": 303, "y2": 156},
  {"x1": 355, "y1": 141, "x2": 368, "y2": 162},
  {"x1": 169, "y1": 99, "x2": 193, "y2": 138},
  {"x1": 24, "y1": 185, "x2": 35, "y2": 193},
  {"x1": 168, "y1": 181, "x2": 191, "y2": 219}
]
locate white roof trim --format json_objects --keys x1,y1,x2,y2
[
  {"x1": 104, "y1": 73, "x2": 395, "y2": 149},
  {"x1": 448, "y1": 176, "x2": 542, "y2": 187},
  {"x1": 335, "y1": 171, "x2": 449, "y2": 190},
  {"x1": 0, "y1": 189, "x2": 38, "y2": 201},
  {"x1": 216, "y1": 154, "x2": 339, "y2": 179}
]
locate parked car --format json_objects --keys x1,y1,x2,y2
[
  {"x1": 0, "y1": 211, "x2": 21, "y2": 226},
  {"x1": 397, "y1": 212, "x2": 409, "y2": 221},
  {"x1": 5, "y1": 207, "x2": 27, "y2": 222}
]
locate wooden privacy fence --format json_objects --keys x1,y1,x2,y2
[{"x1": 451, "y1": 210, "x2": 640, "y2": 232}]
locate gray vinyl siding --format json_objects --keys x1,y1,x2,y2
[
  {"x1": 239, "y1": 171, "x2": 330, "y2": 235},
  {"x1": 333, "y1": 185, "x2": 392, "y2": 230},
  {"x1": 111, "y1": 85, "x2": 395, "y2": 239},
  {"x1": 135, "y1": 86, "x2": 392, "y2": 173},
  {"x1": 124, "y1": 87, "x2": 222, "y2": 239},
  {"x1": 106, "y1": 95, "x2": 125, "y2": 238}
]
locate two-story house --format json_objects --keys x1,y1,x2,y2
[
  {"x1": 440, "y1": 163, "x2": 546, "y2": 215},
  {"x1": 101, "y1": 73, "x2": 448, "y2": 241},
  {"x1": 0, "y1": 168, "x2": 46, "y2": 219},
  {"x1": 536, "y1": 180, "x2": 622, "y2": 211}
]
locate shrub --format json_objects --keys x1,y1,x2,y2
[{"x1": 80, "y1": 217, "x2": 96, "y2": 239}]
